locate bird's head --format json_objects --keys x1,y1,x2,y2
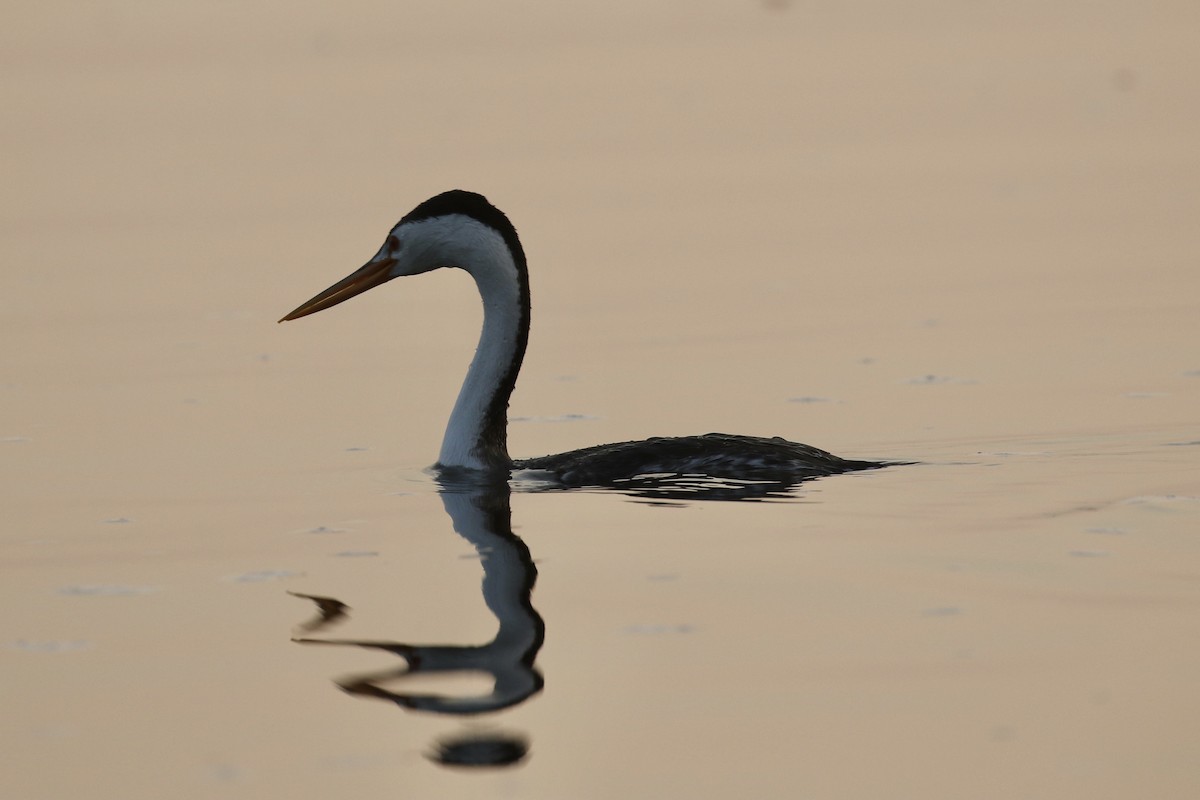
[{"x1": 279, "y1": 190, "x2": 522, "y2": 322}]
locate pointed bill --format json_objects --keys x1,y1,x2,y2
[{"x1": 279, "y1": 258, "x2": 396, "y2": 322}]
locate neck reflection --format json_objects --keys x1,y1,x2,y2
[{"x1": 292, "y1": 475, "x2": 543, "y2": 767}]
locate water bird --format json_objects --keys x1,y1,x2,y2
[{"x1": 281, "y1": 190, "x2": 889, "y2": 487}]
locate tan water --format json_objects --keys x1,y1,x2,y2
[{"x1": 3, "y1": 3, "x2": 1198, "y2": 798}]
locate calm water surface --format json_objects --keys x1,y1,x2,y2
[{"x1": 3, "y1": 3, "x2": 1199, "y2": 799}]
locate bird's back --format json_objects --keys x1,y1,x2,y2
[{"x1": 515, "y1": 433, "x2": 883, "y2": 487}]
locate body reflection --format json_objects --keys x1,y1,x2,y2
[
  {"x1": 516, "y1": 471, "x2": 839, "y2": 502},
  {"x1": 293, "y1": 476, "x2": 543, "y2": 766}
]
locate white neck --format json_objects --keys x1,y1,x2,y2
[{"x1": 413, "y1": 219, "x2": 526, "y2": 472}]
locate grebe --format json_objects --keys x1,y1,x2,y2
[{"x1": 280, "y1": 190, "x2": 887, "y2": 487}]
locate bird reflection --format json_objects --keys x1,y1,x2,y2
[
  {"x1": 290, "y1": 468, "x2": 857, "y2": 768},
  {"x1": 292, "y1": 475, "x2": 543, "y2": 767}
]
